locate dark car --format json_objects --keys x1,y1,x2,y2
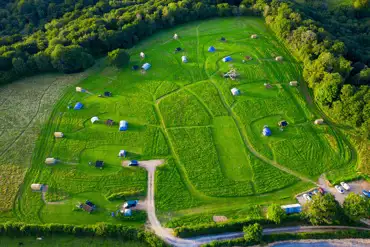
[
  {"x1": 318, "y1": 187, "x2": 325, "y2": 195},
  {"x1": 129, "y1": 160, "x2": 139, "y2": 166}
]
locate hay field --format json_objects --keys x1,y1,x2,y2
[{"x1": 1, "y1": 17, "x2": 357, "y2": 226}]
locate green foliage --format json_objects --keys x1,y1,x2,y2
[
  {"x1": 243, "y1": 223, "x2": 263, "y2": 243},
  {"x1": 51, "y1": 45, "x2": 94, "y2": 73},
  {"x1": 343, "y1": 193, "x2": 370, "y2": 221},
  {"x1": 266, "y1": 204, "x2": 286, "y2": 224},
  {"x1": 108, "y1": 49, "x2": 130, "y2": 68},
  {"x1": 303, "y1": 194, "x2": 341, "y2": 225}
]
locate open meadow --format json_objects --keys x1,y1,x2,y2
[{"x1": 0, "y1": 17, "x2": 358, "y2": 227}]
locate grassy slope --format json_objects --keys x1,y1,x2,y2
[{"x1": 0, "y1": 17, "x2": 359, "y2": 226}]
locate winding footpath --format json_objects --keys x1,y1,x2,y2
[{"x1": 140, "y1": 160, "x2": 369, "y2": 247}]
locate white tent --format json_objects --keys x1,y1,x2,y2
[
  {"x1": 45, "y1": 158, "x2": 56, "y2": 165},
  {"x1": 91, "y1": 116, "x2": 99, "y2": 124},
  {"x1": 140, "y1": 52, "x2": 145, "y2": 58},
  {"x1": 173, "y1": 33, "x2": 178, "y2": 39},
  {"x1": 289, "y1": 81, "x2": 298, "y2": 86},
  {"x1": 31, "y1": 184, "x2": 44, "y2": 191},
  {"x1": 54, "y1": 132, "x2": 64, "y2": 138},
  {"x1": 118, "y1": 150, "x2": 126, "y2": 157},
  {"x1": 231, "y1": 88, "x2": 240, "y2": 96},
  {"x1": 251, "y1": 34, "x2": 258, "y2": 39},
  {"x1": 76, "y1": 87, "x2": 82, "y2": 92},
  {"x1": 181, "y1": 56, "x2": 188, "y2": 63}
]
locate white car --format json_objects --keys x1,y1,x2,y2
[
  {"x1": 335, "y1": 185, "x2": 344, "y2": 194},
  {"x1": 303, "y1": 193, "x2": 312, "y2": 201},
  {"x1": 340, "y1": 182, "x2": 350, "y2": 191}
]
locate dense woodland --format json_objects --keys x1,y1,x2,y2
[{"x1": 0, "y1": 0, "x2": 368, "y2": 132}]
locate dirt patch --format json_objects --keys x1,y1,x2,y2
[{"x1": 213, "y1": 216, "x2": 228, "y2": 223}]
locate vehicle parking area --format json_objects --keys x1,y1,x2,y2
[{"x1": 296, "y1": 179, "x2": 370, "y2": 205}]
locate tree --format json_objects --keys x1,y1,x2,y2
[
  {"x1": 51, "y1": 45, "x2": 94, "y2": 73},
  {"x1": 267, "y1": 204, "x2": 286, "y2": 224},
  {"x1": 243, "y1": 223, "x2": 263, "y2": 243},
  {"x1": 314, "y1": 72, "x2": 342, "y2": 106},
  {"x1": 343, "y1": 193, "x2": 370, "y2": 221},
  {"x1": 303, "y1": 194, "x2": 341, "y2": 225},
  {"x1": 108, "y1": 49, "x2": 130, "y2": 68}
]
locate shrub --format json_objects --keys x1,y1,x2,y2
[{"x1": 108, "y1": 49, "x2": 130, "y2": 68}]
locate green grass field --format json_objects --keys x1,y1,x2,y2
[
  {"x1": 0, "y1": 236, "x2": 147, "y2": 247},
  {"x1": 0, "y1": 17, "x2": 358, "y2": 227}
]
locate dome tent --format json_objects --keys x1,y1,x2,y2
[
  {"x1": 119, "y1": 120, "x2": 128, "y2": 131},
  {"x1": 91, "y1": 116, "x2": 99, "y2": 124},
  {"x1": 222, "y1": 56, "x2": 232, "y2": 62},
  {"x1": 142, "y1": 63, "x2": 151, "y2": 70},
  {"x1": 208, "y1": 46, "x2": 216, "y2": 52},
  {"x1": 231, "y1": 88, "x2": 240, "y2": 96},
  {"x1": 181, "y1": 56, "x2": 188, "y2": 63},
  {"x1": 74, "y1": 102, "x2": 83, "y2": 110},
  {"x1": 262, "y1": 125, "x2": 271, "y2": 136}
]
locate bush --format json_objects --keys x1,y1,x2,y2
[{"x1": 243, "y1": 223, "x2": 262, "y2": 243}]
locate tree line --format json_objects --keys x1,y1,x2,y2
[{"x1": 0, "y1": 0, "x2": 368, "y2": 132}]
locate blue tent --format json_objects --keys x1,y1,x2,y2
[
  {"x1": 74, "y1": 102, "x2": 83, "y2": 110},
  {"x1": 208, "y1": 46, "x2": 216, "y2": 52},
  {"x1": 119, "y1": 120, "x2": 128, "y2": 131},
  {"x1": 222, "y1": 56, "x2": 232, "y2": 62},
  {"x1": 142, "y1": 63, "x2": 151, "y2": 70},
  {"x1": 262, "y1": 126, "x2": 271, "y2": 136}
]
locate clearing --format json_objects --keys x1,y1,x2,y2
[{"x1": 0, "y1": 17, "x2": 358, "y2": 227}]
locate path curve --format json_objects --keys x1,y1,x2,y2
[{"x1": 138, "y1": 159, "x2": 369, "y2": 247}]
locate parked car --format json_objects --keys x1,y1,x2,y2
[
  {"x1": 303, "y1": 193, "x2": 312, "y2": 201},
  {"x1": 318, "y1": 187, "x2": 325, "y2": 195},
  {"x1": 340, "y1": 182, "x2": 350, "y2": 191},
  {"x1": 362, "y1": 190, "x2": 370, "y2": 198},
  {"x1": 335, "y1": 185, "x2": 344, "y2": 194},
  {"x1": 129, "y1": 160, "x2": 139, "y2": 166}
]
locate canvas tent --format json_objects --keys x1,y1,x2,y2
[
  {"x1": 231, "y1": 88, "x2": 240, "y2": 96},
  {"x1": 76, "y1": 87, "x2": 82, "y2": 92},
  {"x1": 181, "y1": 56, "x2": 188, "y2": 63},
  {"x1": 104, "y1": 91, "x2": 112, "y2": 97},
  {"x1": 289, "y1": 81, "x2": 298, "y2": 87},
  {"x1": 142, "y1": 63, "x2": 151, "y2": 71},
  {"x1": 54, "y1": 132, "x2": 63, "y2": 138},
  {"x1": 314, "y1": 119, "x2": 324, "y2": 125},
  {"x1": 91, "y1": 116, "x2": 99, "y2": 124},
  {"x1": 208, "y1": 46, "x2": 216, "y2": 52},
  {"x1": 31, "y1": 184, "x2": 44, "y2": 191},
  {"x1": 173, "y1": 33, "x2": 178, "y2": 39},
  {"x1": 74, "y1": 102, "x2": 83, "y2": 110},
  {"x1": 119, "y1": 120, "x2": 128, "y2": 131},
  {"x1": 45, "y1": 158, "x2": 56, "y2": 165},
  {"x1": 95, "y1": 160, "x2": 104, "y2": 168},
  {"x1": 251, "y1": 34, "x2": 258, "y2": 39},
  {"x1": 118, "y1": 150, "x2": 126, "y2": 157},
  {"x1": 222, "y1": 56, "x2": 232, "y2": 62},
  {"x1": 262, "y1": 126, "x2": 271, "y2": 136},
  {"x1": 140, "y1": 52, "x2": 145, "y2": 58}
]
